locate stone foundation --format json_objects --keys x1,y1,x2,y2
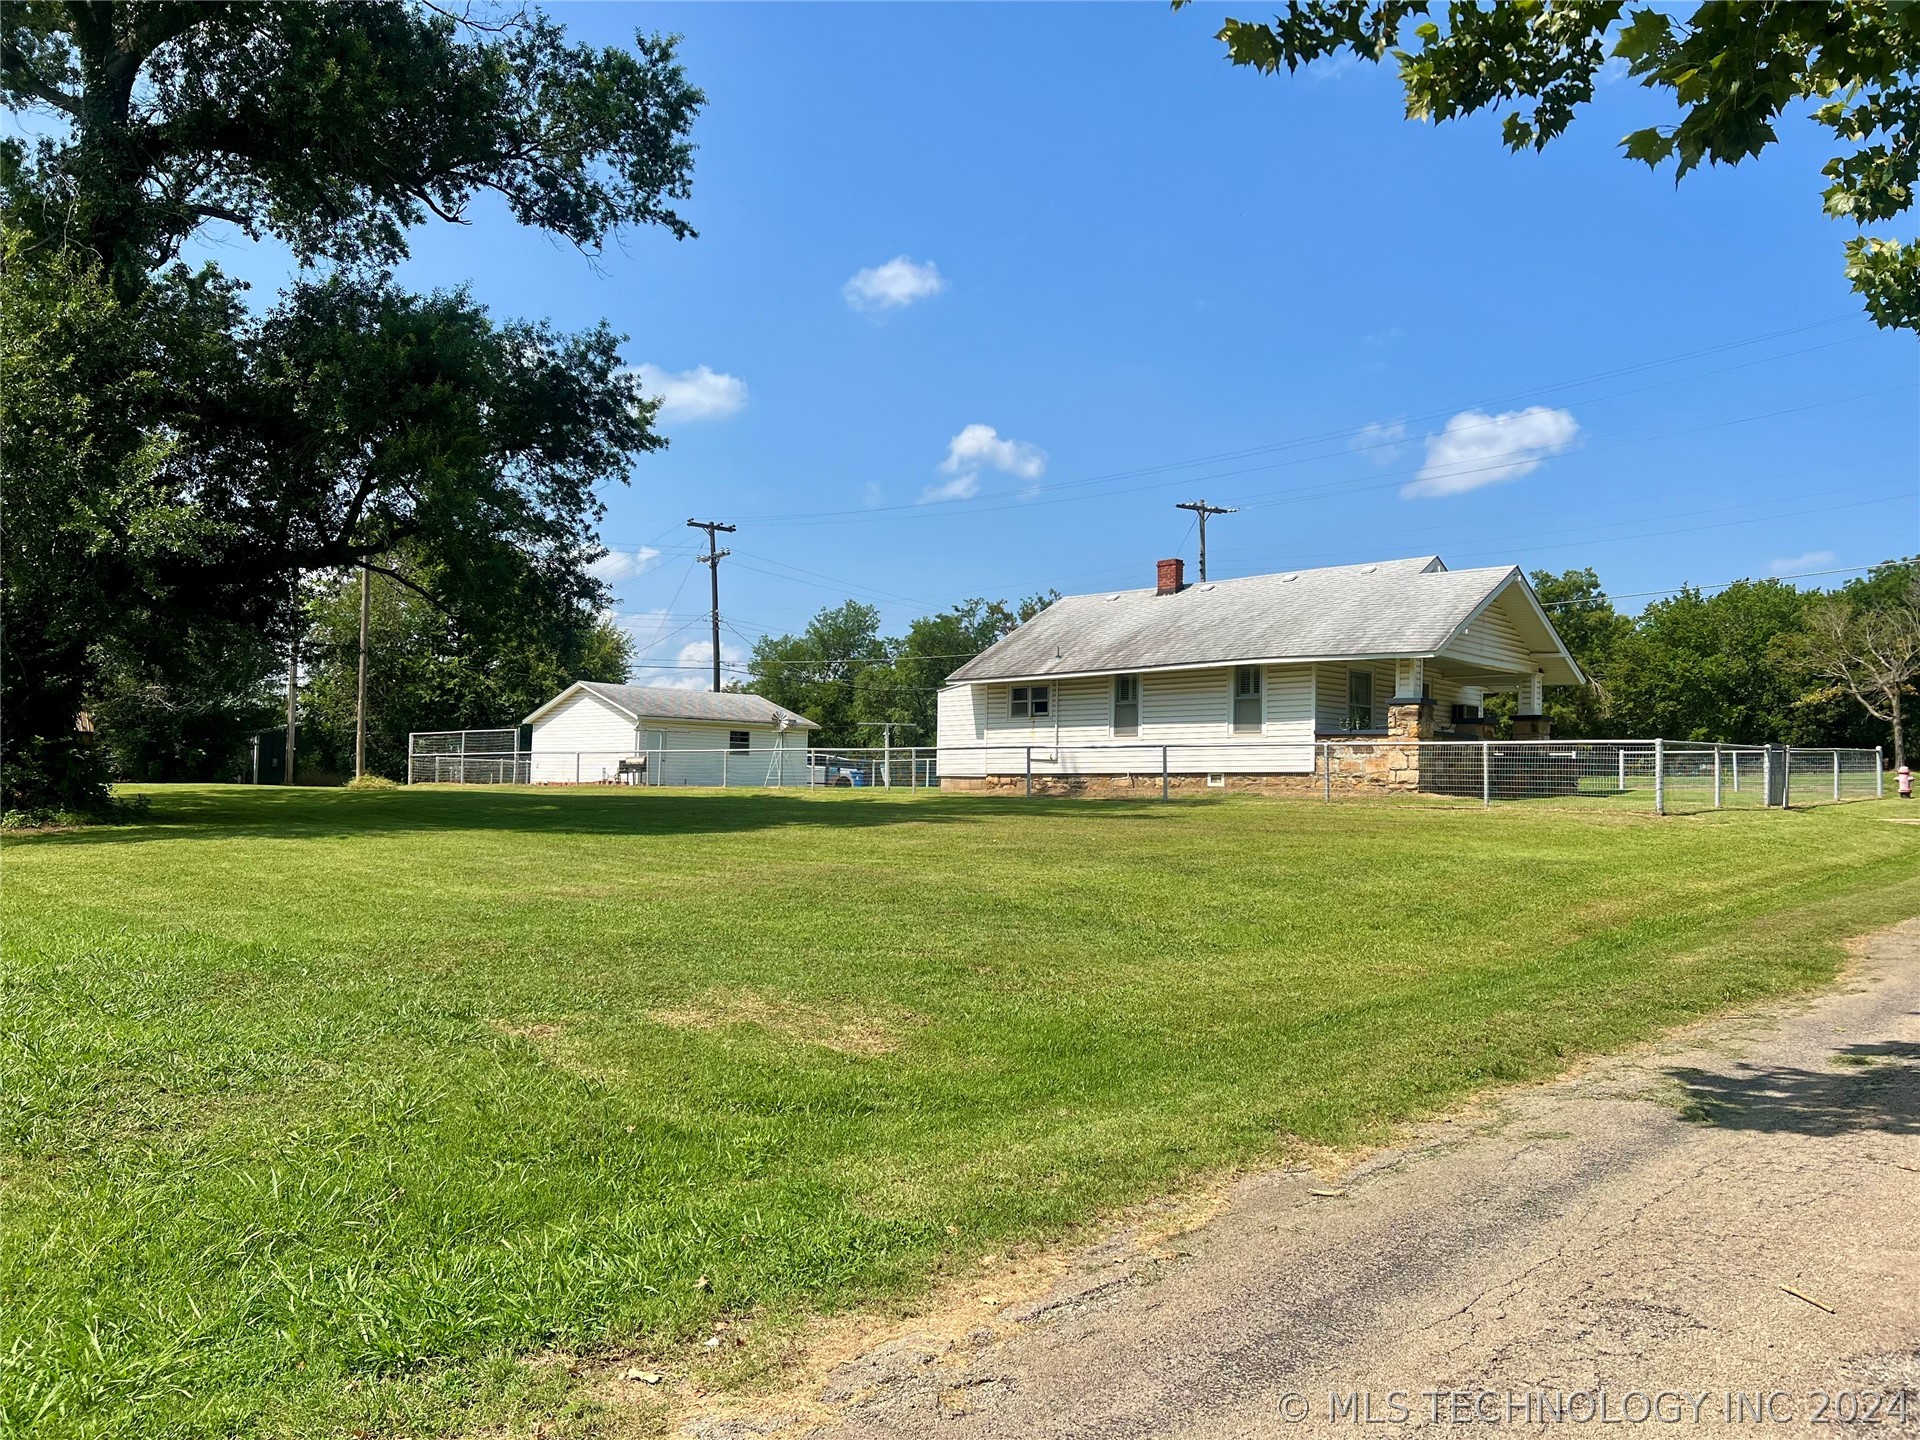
[{"x1": 1510, "y1": 713, "x2": 1552, "y2": 740}]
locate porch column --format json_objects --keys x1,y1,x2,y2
[
  {"x1": 1387, "y1": 657, "x2": 1433, "y2": 739},
  {"x1": 1512, "y1": 671, "x2": 1550, "y2": 739}
]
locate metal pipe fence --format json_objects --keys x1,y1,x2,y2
[
  {"x1": 406, "y1": 730, "x2": 1886, "y2": 812},
  {"x1": 406, "y1": 733, "x2": 940, "y2": 789},
  {"x1": 931, "y1": 738, "x2": 1885, "y2": 814}
]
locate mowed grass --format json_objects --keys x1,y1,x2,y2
[{"x1": 4, "y1": 786, "x2": 1918, "y2": 1438}]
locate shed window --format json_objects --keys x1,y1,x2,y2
[
  {"x1": 1232, "y1": 666, "x2": 1263, "y2": 734},
  {"x1": 1113, "y1": 675, "x2": 1140, "y2": 737},
  {"x1": 1011, "y1": 684, "x2": 1050, "y2": 719},
  {"x1": 1346, "y1": 669, "x2": 1375, "y2": 731},
  {"x1": 728, "y1": 730, "x2": 750, "y2": 752}
]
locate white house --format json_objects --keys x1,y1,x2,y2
[
  {"x1": 523, "y1": 681, "x2": 818, "y2": 786},
  {"x1": 935, "y1": 555, "x2": 1583, "y2": 792}
]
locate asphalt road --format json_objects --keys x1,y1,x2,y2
[{"x1": 761, "y1": 919, "x2": 1920, "y2": 1439}]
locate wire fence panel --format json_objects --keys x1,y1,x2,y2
[
  {"x1": 1781, "y1": 746, "x2": 1885, "y2": 806},
  {"x1": 407, "y1": 730, "x2": 1883, "y2": 810},
  {"x1": 933, "y1": 740, "x2": 1883, "y2": 812}
]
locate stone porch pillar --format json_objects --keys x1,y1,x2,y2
[{"x1": 1512, "y1": 671, "x2": 1550, "y2": 739}]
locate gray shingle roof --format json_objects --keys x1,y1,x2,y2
[
  {"x1": 573, "y1": 682, "x2": 819, "y2": 729},
  {"x1": 946, "y1": 556, "x2": 1540, "y2": 683}
]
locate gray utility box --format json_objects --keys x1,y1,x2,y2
[{"x1": 1764, "y1": 744, "x2": 1790, "y2": 807}]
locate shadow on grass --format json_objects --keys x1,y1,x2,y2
[
  {"x1": 1668, "y1": 1039, "x2": 1920, "y2": 1137},
  {"x1": 10, "y1": 784, "x2": 1210, "y2": 846}
]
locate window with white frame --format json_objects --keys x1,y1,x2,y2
[
  {"x1": 1346, "y1": 669, "x2": 1375, "y2": 730},
  {"x1": 1232, "y1": 666, "x2": 1263, "y2": 734},
  {"x1": 1113, "y1": 674, "x2": 1140, "y2": 736},
  {"x1": 1010, "y1": 684, "x2": 1050, "y2": 720}
]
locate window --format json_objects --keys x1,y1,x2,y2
[
  {"x1": 1232, "y1": 666, "x2": 1263, "y2": 734},
  {"x1": 1011, "y1": 684, "x2": 1050, "y2": 720},
  {"x1": 1113, "y1": 675, "x2": 1140, "y2": 736},
  {"x1": 1346, "y1": 669, "x2": 1375, "y2": 731},
  {"x1": 728, "y1": 730, "x2": 750, "y2": 752}
]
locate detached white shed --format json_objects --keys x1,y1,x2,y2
[{"x1": 523, "y1": 681, "x2": 818, "y2": 786}]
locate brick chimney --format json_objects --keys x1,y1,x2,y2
[{"x1": 1156, "y1": 557, "x2": 1186, "y2": 595}]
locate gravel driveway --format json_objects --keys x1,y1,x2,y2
[{"x1": 772, "y1": 919, "x2": 1920, "y2": 1438}]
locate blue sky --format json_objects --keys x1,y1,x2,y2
[{"x1": 196, "y1": 5, "x2": 1920, "y2": 682}]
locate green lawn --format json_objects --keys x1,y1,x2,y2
[{"x1": 5, "y1": 785, "x2": 1917, "y2": 1438}]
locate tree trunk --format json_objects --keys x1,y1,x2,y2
[{"x1": 1892, "y1": 687, "x2": 1906, "y2": 773}]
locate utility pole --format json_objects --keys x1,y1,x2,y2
[
  {"x1": 687, "y1": 518, "x2": 736, "y2": 692},
  {"x1": 859, "y1": 720, "x2": 917, "y2": 789},
  {"x1": 354, "y1": 562, "x2": 371, "y2": 779},
  {"x1": 283, "y1": 573, "x2": 299, "y2": 784},
  {"x1": 1175, "y1": 499, "x2": 1237, "y2": 582}
]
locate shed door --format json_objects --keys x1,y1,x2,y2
[{"x1": 644, "y1": 729, "x2": 667, "y2": 785}]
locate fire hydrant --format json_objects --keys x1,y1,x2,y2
[{"x1": 1900, "y1": 765, "x2": 1913, "y2": 800}]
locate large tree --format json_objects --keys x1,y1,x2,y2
[
  {"x1": 1183, "y1": 1, "x2": 1920, "y2": 331},
  {"x1": 1, "y1": 1, "x2": 702, "y2": 814},
  {"x1": 1793, "y1": 560, "x2": 1920, "y2": 767},
  {"x1": 301, "y1": 563, "x2": 635, "y2": 780},
  {"x1": 1599, "y1": 579, "x2": 1817, "y2": 743}
]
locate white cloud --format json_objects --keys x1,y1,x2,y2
[
  {"x1": 1402, "y1": 406, "x2": 1580, "y2": 499},
  {"x1": 633, "y1": 363, "x2": 748, "y2": 421},
  {"x1": 862, "y1": 480, "x2": 884, "y2": 508},
  {"x1": 631, "y1": 638, "x2": 749, "y2": 691},
  {"x1": 589, "y1": 546, "x2": 662, "y2": 586},
  {"x1": 843, "y1": 256, "x2": 948, "y2": 315},
  {"x1": 1771, "y1": 549, "x2": 1836, "y2": 576},
  {"x1": 1353, "y1": 419, "x2": 1408, "y2": 463},
  {"x1": 919, "y1": 423, "x2": 1047, "y2": 504},
  {"x1": 919, "y1": 473, "x2": 981, "y2": 504}
]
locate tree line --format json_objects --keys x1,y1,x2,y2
[{"x1": 2, "y1": 2, "x2": 702, "y2": 817}]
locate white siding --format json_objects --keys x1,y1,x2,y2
[
  {"x1": 652, "y1": 723, "x2": 802, "y2": 786},
  {"x1": 936, "y1": 685, "x2": 988, "y2": 776},
  {"x1": 1438, "y1": 587, "x2": 1532, "y2": 672},
  {"x1": 528, "y1": 692, "x2": 802, "y2": 784},
  {"x1": 1313, "y1": 660, "x2": 1394, "y2": 734},
  {"x1": 937, "y1": 664, "x2": 1315, "y2": 775},
  {"x1": 529, "y1": 690, "x2": 638, "y2": 781}
]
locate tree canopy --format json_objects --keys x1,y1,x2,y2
[
  {"x1": 744, "y1": 595, "x2": 1056, "y2": 748},
  {"x1": 1185, "y1": 1, "x2": 1920, "y2": 331},
  {"x1": 1, "y1": 1, "x2": 703, "y2": 815}
]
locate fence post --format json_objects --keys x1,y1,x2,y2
[
  {"x1": 575, "y1": 752, "x2": 581, "y2": 786},
  {"x1": 1713, "y1": 744, "x2": 1722, "y2": 809},
  {"x1": 1783, "y1": 747, "x2": 1793, "y2": 808},
  {"x1": 1653, "y1": 738, "x2": 1665, "y2": 816},
  {"x1": 1617, "y1": 748, "x2": 1626, "y2": 793},
  {"x1": 1162, "y1": 745, "x2": 1169, "y2": 801},
  {"x1": 723, "y1": 748, "x2": 729, "y2": 789},
  {"x1": 1877, "y1": 746, "x2": 1885, "y2": 798},
  {"x1": 1323, "y1": 740, "x2": 1332, "y2": 803},
  {"x1": 1833, "y1": 749, "x2": 1841, "y2": 801},
  {"x1": 1732, "y1": 749, "x2": 1740, "y2": 793},
  {"x1": 1025, "y1": 746, "x2": 1032, "y2": 798},
  {"x1": 1481, "y1": 741, "x2": 1491, "y2": 808},
  {"x1": 1762, "y1": 747, "x2": 1772, "y2": 808}
]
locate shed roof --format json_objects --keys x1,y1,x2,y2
[
  {"x1": 523, "y1": 681, "x2": 819, "y2": 729},
  {"x1": 945, "y1": 556, "x2": 1582, "y2": 684}
]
